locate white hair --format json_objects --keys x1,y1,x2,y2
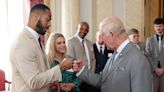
[{"x1": 99, "y1": 16, "x2": 125, "y2": 35}]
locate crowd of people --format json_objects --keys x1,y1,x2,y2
[{"x1": 9, "y1": 4, "x2": 164, "y2": 92}]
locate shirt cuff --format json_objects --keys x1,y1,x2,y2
[{"x1": 76, "y1": 66, "x2": 85, "y2": 76}]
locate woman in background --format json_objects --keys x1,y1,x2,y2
[{"x1": 45, "y1": 33, "x2": 80, "y2": 92}]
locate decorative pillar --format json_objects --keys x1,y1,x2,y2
[{"x1": 61, "y1": 0, "x2": 80, "y2": 40}]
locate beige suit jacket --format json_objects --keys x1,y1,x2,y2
[
  {"x1": 67, "y1": 36, "x2": 96, "y2": 72},
  {"x1": 10, "y1": 28, "x2": 61, "y2": 92}
]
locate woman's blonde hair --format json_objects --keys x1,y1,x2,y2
[{"x1": 45, "y1": 32, "x2": 65, "y2": 64}]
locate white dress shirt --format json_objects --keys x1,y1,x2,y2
[
  {"x1": 96, "y1": 42, "x2": 105, "y2": 54},
  {"x1": 76, "y1": 35, "x2": 91, "y2": 69},
  {"x1": 25, "y1": 26, "x2": 40, "y2": 45}
]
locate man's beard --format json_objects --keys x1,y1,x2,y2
[{"x1": 36, "y1": 20, "x2": 46, "y2": 35}]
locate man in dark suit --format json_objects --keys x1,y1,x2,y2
[
  {"x1": 93, "y1": 31, "x2": 113, "y2": 92},
  {"x1": 73, "y1": 16, "x2": 152, "y2": 92},
  {"x1": 146, "y1": 18, "x2": 164, "y2": 92},
  {"x1": 93, "y1": 31, "x2": 113, "y2": 74}
]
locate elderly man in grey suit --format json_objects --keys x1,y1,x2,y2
[
  {"x1": 73, "y1": 16, "x2": 152, "y2": 92},
  {"x1": 146, "y1": 18, "x2": 164, "y2": 92},
  {"x1": 67, "y1": 21, "x2": 96, "y2": 92},
  {"x1": 10, "y1": 4, "x2": 72, "y2": 92}
]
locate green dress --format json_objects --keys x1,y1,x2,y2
[{"x1": 50, "y1": 60, "x2": 80, "y2": 92}]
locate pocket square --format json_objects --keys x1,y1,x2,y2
[
  {"x1": 116, "y1": 67, "x2": 125, "y2": 71},
  {"x1": 108, "y1": 53, "x2": 112, "y2": 57}
]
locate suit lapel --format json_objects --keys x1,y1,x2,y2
[
  {"x1": 24, "y1": 28, "x2": 44, "y2": 53},
  {"x1": 74, "y1": 37, "x2": 85, "y2": 54},
  {"x1": 85, "y1": 39, "x2": 94, "y2": 65},
  {"x1": 152, "y1": 35, "x2": 159, "y2": 52},
  {"x1": 24, "y1": 28, "x2": 49, "y2": 69},
  {"x1": 161, "y1": 36, "x2": 164, "y2": 52},
  {"x1": 103, "y1": 43, "x2": 133, "y2": 81},
  {"x1": 103, "y1": 52, "x2": 128, "y2": 81}
]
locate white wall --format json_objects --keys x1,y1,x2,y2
[
  {"x1": 80, "y1": 0, "x2": 93, "y2": 41},
  {"x1": 112, "y1": 0, "x2": 126, "y2": 25}
]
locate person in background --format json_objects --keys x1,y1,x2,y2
[
  {"x1": 73, "y1": 16, "x2": 152, "y2": 92},
  {"x1": 93, "y1": 30, "x2": 113, "y2": 74},
  {"x1": 146, "y1": 17, "x2": 164, "y2": 92},
  {"x1": 92, "y1": 30, "x2": 113, "y2": 92},
  {"x1": 10, "y1": 4, "x2": 72, "y2": 92},
  {"x1": 67, "y1": 21, "x2": 96, "y2": 92},
  {"x1": 128, "y1": 28, "x2": 145, "y2": 54},
  {"x1": 45, "y1": 32, "x2": 80, "y2": 92}
]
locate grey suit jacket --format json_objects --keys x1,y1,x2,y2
[
  {"x1": 137, "y1": 42, "x2": 146, "y2": 53},
  {"x1": 67, "y1": 36, "x2": 96, "y2": 72},
  {"x1": 146, "y1": 35, "x2": 164, "y2": 71},
  {"x1": 78, "y1": 42, "x2": 152, "y2": 92},
  {"x1": 10, "y1": 28, "x2": 61, "y2": 92}
]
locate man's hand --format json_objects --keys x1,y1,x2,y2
[
  {"x1": 59, "y1": 58, "x2": 73, "y2": 71},
  {"x1": 155, "y1": 68, "x2": 164, "y2": 77},
  {"x1": 73, "y1": 60, "x2": 83, "y2": 72},
  {"x1": 60, "y1": 83, "x2": 75, "y2": 92}
]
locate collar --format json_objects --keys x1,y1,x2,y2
[
  {"x1": 116, "y1": 39, "x2": 130, "y2": 55},
  {"x1": 76, "y1": 35, "x2": 84, "y2": 42},
  {"x1": 25, "y1": 26, "x2": 40, "y2": 41},
  {"x1": 96, "y1": 42, "x2": 105, "y2": 49},
  {"x1": 156, "y1": 34, "x2": 163, "y2": 41}
]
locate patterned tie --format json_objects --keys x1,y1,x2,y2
[
  {"x1": 159, "y1": 36, "x2": 161, "y2": 52},
  {"x1": 108, "y1": 51, "x2": 117, "y2": 71}
]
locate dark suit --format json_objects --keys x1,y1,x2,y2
[
  {"x1": 93, "y1": 43, "x2": 113, "y2": 73},
  {"x1": 92, "y1": 43, "x2": 113, "y2": 92}
]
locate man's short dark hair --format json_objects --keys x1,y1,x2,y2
[
  {"x1": 30, "y1": 4, "x2": 50, "y2": 13},
  {"x1": 153, "y1": 18, "x2": 164, "y2": 25}
]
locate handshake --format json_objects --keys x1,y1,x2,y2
[{"x1": 59, "y1": 56, "x2": 83, "y2": 72}]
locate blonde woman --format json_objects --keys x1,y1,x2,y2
[{"x1": 45, "y1": 33, "x2": 80, "y2": 92}]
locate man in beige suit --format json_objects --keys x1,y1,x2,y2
[
  {"x1": 67, "y1": 21, "x2": 96, "y2": 92},
  {"x1": 10, "y1": 4, "x2": 72, "y2": 92}
]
